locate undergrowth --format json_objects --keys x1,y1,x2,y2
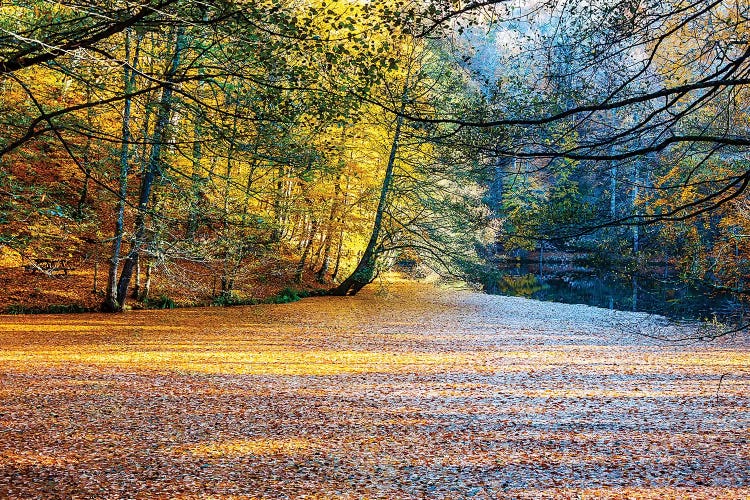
[
  {"x1": 211, "y1": 287, "x2": 310, "y2": 307},
  {"x1": 5, "y1": 287, "x2": 315, "y2": 314},
  {"x1": 4, "y1": 304, "x2": 92, "y2": 314},
  {"x1": 142, "y1": 294, "x2": 176, "y2": 309}
]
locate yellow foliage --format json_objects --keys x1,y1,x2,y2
[{"x1": 0, "y1": 246, "x2": 21, "y2": 268}]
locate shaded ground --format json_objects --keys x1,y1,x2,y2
[
  {"x1": 0, "y1": 256, "x2": 313, "y2": 313},
  {"x1": 0, "y1": 281, "x2": 748, "y2": 498}
]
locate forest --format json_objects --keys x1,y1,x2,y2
[
  {"x1": 1, "y1": 0, "x2": 750, "y2": 320},
  {"x1": 1, "y1": 2, "x2": 750, "y2": 498}
]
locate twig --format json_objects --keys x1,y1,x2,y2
[{"x1": 716, "y1": 373, "x2": 729, "y2": 402}]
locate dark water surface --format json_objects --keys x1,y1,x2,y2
[{"x1": 485, "y1": 261, "x2": 745, "y2": 322}]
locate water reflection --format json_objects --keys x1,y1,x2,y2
[{"x1": 485, "y1": 261, "x2": 745, "y2": 322}]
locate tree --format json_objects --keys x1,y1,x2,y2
[
  {"x1": 395, "y1": 0, "x2": 750, "y2": 234},
  {"x1": 1, "y1": 0, "x2": 423, "y2": 308},
  {"x1": 332, "y1": 37, "x2": 489, "y2": 295}
]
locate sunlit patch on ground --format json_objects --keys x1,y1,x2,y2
[
  {"x1": 0, "y1": 282, "x2": 748, "y2": 498},
  {"x1": 175, "y1": 438, "x2": 315, "y2": 459}
]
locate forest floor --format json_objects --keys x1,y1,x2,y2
[
  {"x1": 0, "y1": 279, "x2": 748, "y2": 499},
  {"x1": 0, "y1": 257, "x2": 317, "y2": 313}
]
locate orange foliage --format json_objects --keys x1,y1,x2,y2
[{"x1": 0, "y1": 282, "x2": 748, "y2": 498}]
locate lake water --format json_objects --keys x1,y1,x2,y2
[{"x1": 485, "y1": 261, "x2": 745, "y2": 322}]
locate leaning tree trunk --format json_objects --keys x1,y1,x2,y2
[
  {"x1": 330, "y1": 99, "x2": 406, "y2": 296},
  {"x1": 114, "y1": 26, "x2": 185, "y2": 309}
]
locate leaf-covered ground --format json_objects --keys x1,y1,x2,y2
[
  {"x1": 0, "y1": 281, "x2": 748, "y2": 499},
  {"x1": 0, "y1": 255, "x2": 312, "y2": 313}
]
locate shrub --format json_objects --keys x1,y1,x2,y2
[
  {"x1": 269, "y1": 287, "x2": 309, "y2": 304},
  {"x1": 211, "y1": 294, "x2": 258, "y2": 307},
  {"x1": 143, "y1": 294, "x2": 176, "y2": 309},
  {"x1": 5, "y1": 304, "x2": 89, "y2": 314}
]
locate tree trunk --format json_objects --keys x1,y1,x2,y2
[
  {"x1": 632, "y1": 162, "x2": 640, "y2": 255},
  {"x1": 132, "y1": 254, "x2": 141, "y2": 299},
  {"x1": 273, "y1": 166, "x2": 290, "y2": 241},
  {"x1": 218, "y1": 98, "x2": 240, "y2": 298},
  {"x1": 115, "y1": 26, "x2": 185, "y2": 308},
  {"x1": 186, "y1": 108, "x2": 204, "y2": 240},
  {"x1": 539, "y1": 242, "x2": 544, "y2": 278},
  {"x1": 295, "y1": 218, "x2": 318, "y2": 283},
  {"x1": 331, "y1": 98, "x2": 406, "y2": 296},
  {"x1": 610, "y1": 165, "x2": 617, "y2": 219},
  {"x1": 315, "y1": 233, "x2": 332, "y2": 283},
  {"x1": 143, "y1": 261, "x2": 153, "y2": 300},
  {"x1": 331, "y1": 174, "x2": 351, "y2": 283},
  {"x1": 103, "y1": 29, "x2": 141, "y2": 312},
  {"x1": 316, "y1": 174, "x2": 342, "y2": 283},
  {"x1": 331, "y1": 221, "x2": 345, "y2": 283},
  {"x1": 185, "y1": 37, "x2": 208, "y2": 241}
]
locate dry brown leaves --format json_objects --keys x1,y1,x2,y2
[{"x1": 0, "y1": 282, "x2": 748, "y2": 499}]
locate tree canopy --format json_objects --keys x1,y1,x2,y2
[{"x1": 2, "y1": 0, "x2": 750, "y2": 311}]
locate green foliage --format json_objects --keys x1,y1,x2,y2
[
  {"x1": 211, "y1": 294, "x2": 259, "y2": 307},
  {"x1": 210, "y1": 289, "x2": 310, "y2": 307},
  {"x1": 268, "y1": 287, "x2": 309, "y2": 304},
  {"x1": 143, "y1": 294, "x2": 176, "y2": 310},
  {"x1": 5, "y1": 304, "x2": 89, "y2": 314}
]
